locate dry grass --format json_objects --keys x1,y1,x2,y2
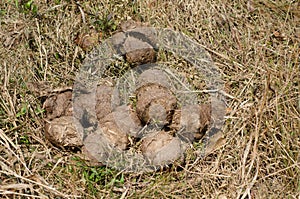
[{"x1": 0, "y1": 0, "x2": 299, "y2": 198}]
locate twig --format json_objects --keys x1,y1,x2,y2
[
  {"x1": 76, "y1": 2, "x2": 86, "y2": 24},
  {"x1": 0, "y1": 170, "x2": 81, "y2": 198},
  {"x1": 176, "y1": 89, "x2": 236, "y2": 99},
  {"x1": 0, "y1": 190, "x2": 46, "y2": 199}
]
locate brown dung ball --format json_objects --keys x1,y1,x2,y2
[
  {"x1": 135, "y1": 83, "x2": 177, "y2": 125},
  {"x1": 43, "y1": 90, "x2": 73, "y2": 120},
  {"x1": 140, "y1": 130, "x2": 184, "y2": 165},
  {"x1": 170, "y1": 104, "x2": 211, "y2": 142},
  {"x1": 124, "y1": 36, "x2": 157, "y2": 65},
  {"x1": 95, "y1": 79, "x2": 120, "y2": 122},
  {"x1": 44, "y1": 116, "x2": 83, "y2": 147}
]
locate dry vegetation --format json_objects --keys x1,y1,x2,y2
[{"x1": 0, "y1": 0, "x2": 299, "y2": 198}]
